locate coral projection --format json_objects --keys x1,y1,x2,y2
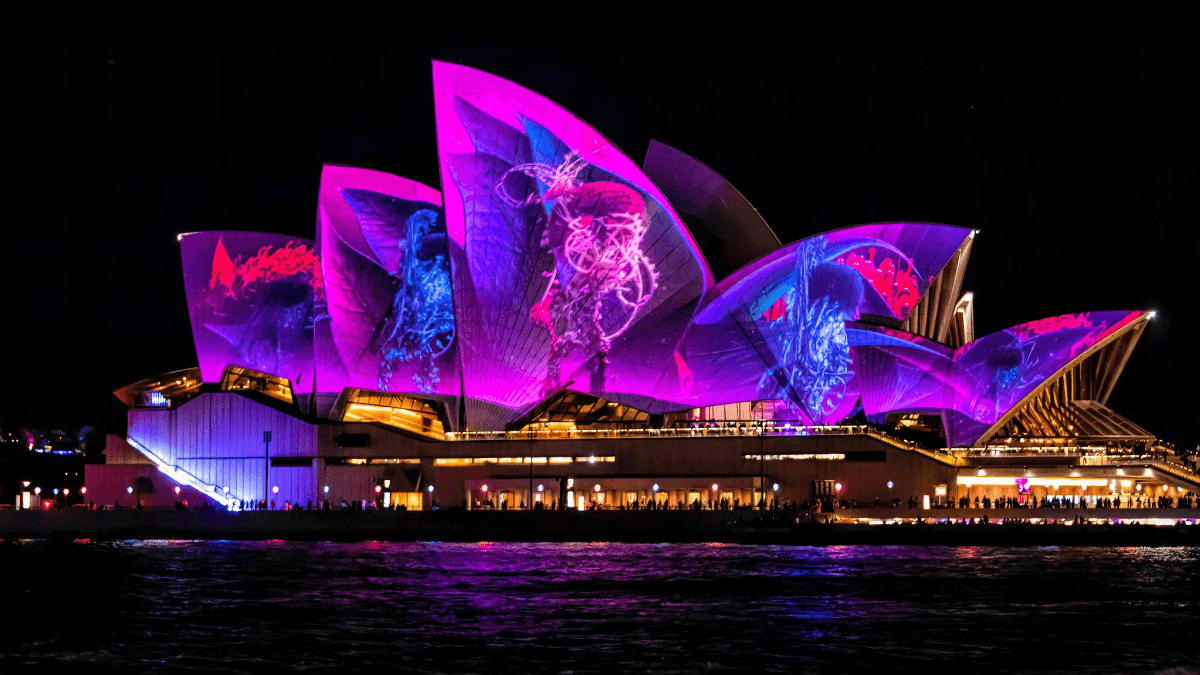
[
  {"x1": 172, "y1": 61, "x2": 1145, "y2": 444},
  {"x1": 180, "y1": 232, "x2": 320, "y2": 392}
]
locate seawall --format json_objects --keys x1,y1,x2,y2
[{"x1": 4, "y1": 509, "x2": 1200, "y2": 545}]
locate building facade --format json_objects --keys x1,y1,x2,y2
[{"x1": 102, "y1": 62, "x2": 1178, "y2": 512}]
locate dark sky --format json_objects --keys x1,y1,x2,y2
[{"x1": 3, "y1": 42, "x2": 1195, "y2": 447}]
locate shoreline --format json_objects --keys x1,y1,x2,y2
[{"x1": 4, "y1": 508, "x2": 1200, "y2": 545}]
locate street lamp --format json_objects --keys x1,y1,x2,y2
[{"x1": 759, "y1": 419, "x2": 765, "y2": 510}]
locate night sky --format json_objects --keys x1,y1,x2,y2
[{"x1": 4, "y1": 42, "x2": 1194, "y2": 448}]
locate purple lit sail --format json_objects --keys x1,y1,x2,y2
[
  {"x1": 645, "y1": 224, "x2": 972, "y2": 421},
  {"x1": 180, "y1": 231, "x2": 320, "y2": 391},
  {"x1": 846, "y1": 311, "x2": 1145, "y2": 446},
  {"x1": 433, "y1": 61, "x2": 712, "y2": 429},
  {"x1": 315, "y1": 166, "x2": 457, "y2": 399},
  {"x1": 943, "y1": 310, "x2": 1143, "y2": 446}
]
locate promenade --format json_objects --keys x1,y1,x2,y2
[{"x1": 4, "y1": 508, "x2": 1200, "y2": 545}]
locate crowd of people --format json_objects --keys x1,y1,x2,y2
[
  {"x1": 469, "y1": 497, "x2": 793, "y2": 511},
  {"x1": 950, "y1": 493, "x2": 1199, "y2": 509}
]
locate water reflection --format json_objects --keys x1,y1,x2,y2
[{"x1": 2, "y1": 541, "x2": 1200, "y2": 673}]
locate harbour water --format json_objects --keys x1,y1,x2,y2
[{"x1": 3, "y1": 541, "x2": 1199, "y2": 673}]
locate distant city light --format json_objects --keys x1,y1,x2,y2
[
  {"x1": 374, "y1": 485, "x2": 382, "y2": 493},
  {"x1": 593, "y1": 484, "x2": 601, "y2": 493},
  {"x1": 80, "y1": 487, "x2": 87, "y2": 494},
  {"x1": 427, "y1": 485, "x2": 435, "y2": 493},
  {"x1": 53, "y1": 489, "x2": 59, "y2": 495},
  {"x1": 887, "y1": 481, "x2": 894, "y2": 489},
  {"x1": 175, "y1": 486, "x2": 181, "y2": 495},
  {"x1": 711, "y1": 483, "x2": 719, "y2": 492},
  {"x1": 126, "y1": 487, "x2": 132, "y2": 494},
  {"x1": 652, "y1": 484, "x2": 659, "y2": 492},
  {"x1": 481, "y1": 484, "x2": 488, "y2": 493},
  {"x1": 537, "y1": 484, "x2": 544, "y2": 493},
  {"x1": 272, "y1": 486, "x2": 280, "y2": 494},
  {"x1": 772, "y1": 483, "x2": 779, "y2": 492},
  {"x1": 835, "y1": 482, "x2": 843, "y2": 493},
  {"x1": 323, "y1": 486, "x2": 330, "y2": 494}
]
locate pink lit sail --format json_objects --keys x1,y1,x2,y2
[{"x1": 433, "y1": 61, "x2": 712, "y2": 429}]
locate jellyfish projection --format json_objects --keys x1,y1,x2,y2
[
  {"x1": 753, "y1": 237, "x2": 864, "y2": 423},
  {"x1": 372, "y1": 207, "x2": 455, "y2": 394},
  {"x1": 499, "y1": 152, "x2": 659, "y2": 394}
]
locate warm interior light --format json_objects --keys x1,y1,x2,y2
[{"x1": 957, "y1": 476, "x2": 1108, "y2": 487}]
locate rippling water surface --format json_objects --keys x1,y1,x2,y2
[{"x1": 4, "y1": 541, "x2": 1200, "y2": 673}]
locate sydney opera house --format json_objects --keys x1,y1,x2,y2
[{"x1": 88, "y1": 62, "x2": 1184, "y2": 513}]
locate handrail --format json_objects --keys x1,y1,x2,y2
[
  {"x1": 1147, "y1": 459, "x2": 1200, "y2": 486},
  {"x1": 444, "y1": 422, "x2": 969, "y2": 467},
  {"x1": 126, "y1": 437, "x2": 239, "y2": 510},
  {"x1": 448, "y1": 423, "x2": 893, "y2": 442}
]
